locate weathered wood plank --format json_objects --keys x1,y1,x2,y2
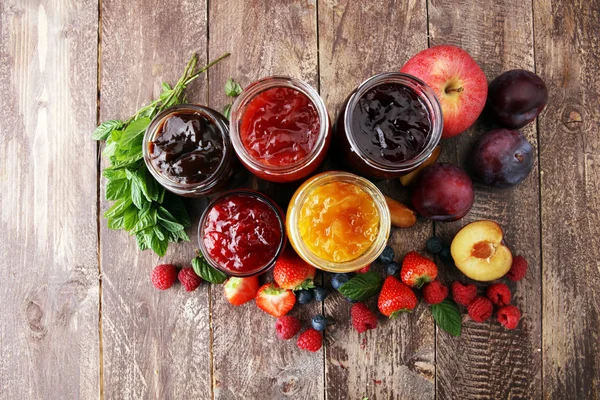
[
  {"x1": 318, "y1": 1, "x2": 434, "y2": 399},
  {"x1": 207, "y1": 1, "x2": 324, "y2": 399},
  {"x1": 0, "y1": 0, "x2": 99, "y2": 398},
  {"x1": 533, "y1": 0, "x2": 600, "y2": 398},
  {"x1": 428, "y1": 0, "x2": 543, "y2": 398},
  {"x1": 100, "y1": 1, "x2": 212, "y2": 398}
]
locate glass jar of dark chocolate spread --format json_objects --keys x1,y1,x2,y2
[{"x1": 143, "y1": 104, "x2": 233, "y2": 197}]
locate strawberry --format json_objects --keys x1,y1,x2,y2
[
  {"x1": 400, "y1": 251, "x2": 438, "y2": 288},
  {"x1": 378, "y1": 276, "x2": 418, "y2": 318},
  {"x1": 224, "y1": 276, "x2": 259, "y2": 306},
  {"x1": 273, "y1": 250, "x2": 316, "y2": 290},
  {"x1": 255, "y1": 283, "x2": 296, "y2": 317},
  {"x1": 357, "y1": 264, "x2": 371, "y2": 273}
]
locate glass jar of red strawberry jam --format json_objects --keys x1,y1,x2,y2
[
  {"x1": 198, "y1": 190, "x2": 286, "y2": 277},
  {"x1": 230, "y1": 77, "x2": 331, "y2": 183},
  {"x1": 143, "y1": 104, "x2": 233, "y2": 197},
  {"x1": 335, "y1": 73, "x2": 443, "y2": 178}
]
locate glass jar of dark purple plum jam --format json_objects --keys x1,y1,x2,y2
[
  {"x1": 335, "y1": 73, "x2": 443, "y2": 178},
  {"x1": 198, "y1": 189, "x2": 286, "y2": 277},
  {"x1": 230, "y1": 77, "x2": 331, "y2": 183},
  {"x1": 143, "y1": 104, "x2": 233, "y2": 197}
]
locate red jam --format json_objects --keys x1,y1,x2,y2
[
  {"x1": 202, "y1": 193, "x2": 283, "y2": 274},
  {"x1": 240, "y1": 87, "x2": 320, "y2": 167}
]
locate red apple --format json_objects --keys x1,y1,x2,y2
[{"x1": 401, "y1": 45, "x2": 488, "y2": 138}]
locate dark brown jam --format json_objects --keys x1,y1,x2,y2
[
  {"x1": 351, "y1": 83, "x2": 431, "y2": 166},
  {"x1": 148, "y1": 111, "x2": 224, "y2": 185}
]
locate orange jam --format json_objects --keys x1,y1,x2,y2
[{"x1": 298, "y1": 181, "x2": 380, "y2": 262}]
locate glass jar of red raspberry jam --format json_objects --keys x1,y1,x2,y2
[
  {"x1": 143, "y1": 104, "x2": 233, "y2": 197},
  {"x1": 230, "y1": 77, "x2": 331, "y2": 183},
  {"x1": 198, "y1": 189, "x2": 286, "y2": 277},
  {"x1": 335, "y1": 73, "x2": 443, "y2": 178}
]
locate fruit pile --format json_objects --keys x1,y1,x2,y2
[{"x1": 143, "y1": 43, "x2": 545, "y2": 351}]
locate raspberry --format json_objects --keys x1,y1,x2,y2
[
  {"x1": 297, "y1": 328, "x2": 322, "y2": 352},
  {"x1": 486, "y1": 283, "x2": 511, "y2": 307},
  {"x1": 178, "y1": 267, "x2": 202, "y2": 292},
  {"x1": 451, "y1": 281, "x2": 477, "y2": 306},
  {"x1": 351, "y1": 303, "x2": 378, "y2": 333},
  {"x1": 423, "y1": 280, "x2": 448, "y2": 305},
  {"x1": 507, "y1": 255, "x2": 528, "y2": 281},
  {"x1": 357, "y1": 264, "x2": 371, "y2": 273},
  {"x1": 151, "y1": 264, "x2": 178, "y2": 290},
  {"x1": 468, "y1": 296, "x2": 494, "y2": 322},
  {"x1": 275, "y1": 316, "x2": 301, "y2": 340},
  {"x1": 497, "y1": 305, "x2": 521, "y2": 329}
]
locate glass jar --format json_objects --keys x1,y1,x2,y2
[
  {"x1": 143, "y1": 104, "x2": 233, "y2": 197},
  {"x1": 335, "y1": 72, "x2": 443, "y2": 178},
  {"x1": 229, "y1": 76, "x2": 331, "y2": 183},
  {"x1": 198, "y1": 189, "x2": 286, "y2": 277},
  {"x1": 286, "y1": 171, "x2": 391, "y2": 273}
]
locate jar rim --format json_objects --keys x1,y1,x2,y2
[
  {"x1": 343, "y1": 72, "x2": 443, "y2": 173},
  {"x1": 142, "y1": 104, "x2": 231, "y2": 195},
  {"x1": 229, "y1": 76, "x2": 330, "y2": 177},
  {"x1": 197, "y1": 189, "x2": 286, "y2": 277},
  {"x1": 286, "y1": 171, "x2": 391, "y2": 272}
]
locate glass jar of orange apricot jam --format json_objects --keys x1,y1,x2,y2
[{"x1": 286, "y1": 171, "x2": 391, "y2": 272}]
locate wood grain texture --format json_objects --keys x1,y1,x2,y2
[
  {"x1": 318, "y1": 1, "x2": 435, "y2": 399},
  {"x1": 533, "y1": 0, "x2": 600, "y2": 398},
  {"x1": 428, "y1": 0, "x2": 543, "y2": 398},
  {"x1": 0, "y1": 0, "x2": 99, "y2": 398},
  {"x1": 100, "y1": 1, "x2": 212, "y2": 398},
  {"x1": 207, "y1": 2, "x2": 323, "y2": 399}
]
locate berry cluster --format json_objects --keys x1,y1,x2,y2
[{"x1": 151, "y1": 264, "x2": 202, "y2": 292}]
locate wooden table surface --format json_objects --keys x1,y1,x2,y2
[{"x1": 2, "y1": 0, "x2": 599, "y2": 399}]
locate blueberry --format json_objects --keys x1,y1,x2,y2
[
  {"x1": 345, "y1": 297, "x2": 358, "y2": 303},
  {"x1": 331, "y1": 273, "x2": 351, "y2": 290},
  {"x1": 378, "y1": 246, "x2": 395, "y2": 264},
  {"x1": 296, "y1": 289, "x2": 314, "y2": 304},
  {"x1": 311, "y1": 314, "x2": 328, "y2": 331},
  {"x1": 439, "y1": 246, "x2": 453, "y2": 264},
  {"x1": 386, "y1": 261, "x2": 401, "y2": 276},
  {"x1": 426, "y1": 237, "x2": 444, "y2": 254},
  {"x1": 313, "y1": 286, "x2": 328, "y2": 302}
]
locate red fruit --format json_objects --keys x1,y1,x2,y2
[
  {"x1": 400, "y1": 45, "x2": 488, "y2": 138},
  {"x1": 351, "y1": 303, "x2": 378, "y2": 333},
  {"x1": 178, "y1": 267, "x2": 202, "y2": 292},
  {"x1": 468, "y1": 296, "x2": 494, "y2": 322},
  {"x1": 224, "y1": 276, "x2": 260, "y2": 306},
  {"x1": 423, "y1": 280, "x2": 448, "y2": 305},
  {"x1": 255, "y1": 283, "x2": 296, "y2": 317},
  {"x1": 273, "y1": 250, "x2": 316, "y2": 290},
  {"x1": 378, "y1": 276, "x2": 418, "y2": 318},
  {"x1": 296, "y1": 328, "x2": 322, "y2": 352},
  {"x1": 357, "y1": 264, "x2": 371, "y2": 274},
  {"x1": 451, "y1": 281, "x2": 478, "y2": 306},
  {"x1": 486, "y1": 283, "x2": 511, "y2": 307},
  {"x1": 275, "y1": 315, "x2": 302, "y2": 340},
  {"x1": 497, "y1": 305, "x2": 521, "y2": 329},
  {"x1": 151, "y1": 264, "x2": 178, "y2": 290},
  {"x1": 507, "y1": 255, "x2": 528, "y2": 281},
  {"x1": 400, "y1": 251, "x2": 438, "y2": 288}
]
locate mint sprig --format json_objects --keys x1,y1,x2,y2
[
  {"x1": 431, "y1": 299, "x2": 462, "y2": 336},
  {"x1": 192, "y1": 252, "x2": 227, "y2": 284},
  {"x1": 222, "y1": 77, "x2": 242, "y2": 119},
  {"x1": 339, "y1": 271, "x2": 383, "y2": 301},
  {"x1": 93, "y1": 53, "x2": 230, "y2": 256}
]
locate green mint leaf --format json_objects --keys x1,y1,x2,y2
[
  {"x1": 192, "y1": 255, "x2": 227, "y2": 284},
  {"x1": 92, "y1": 119, "x2": 123, "y2": 141},
  {"x1": 224, "y1": 78, "x2": 242, "y2": 97},
  {"x1": 431, "y1": 300, "x2": 462, "y2": 337},
  {"x1": 222, "y1": 103, "x2": 232, "y2": 120},
  {"x1": 153, "y1": 225, "x2": 165, "y2": 241},
  {"x1": 102, "y1": 167, "x2": 127, "y2": 181},
  {"x1": 135, "y1": 231, "x2": 149, "y2": 250},
  {"x1": 123, "y1": 205, "x2": 139, "y2": 230},
  {"x1": 105, "y1": 178, "x2": 129, "y2": 201},
  {"x1": 164, "y1": 194, "x2": 191, "y2": 227},
  {"x1": 104, "y1": 197, "x2": 132, "y2": 220},
  {"x1": 168, "y1": 229, "x2": 190, "y2": 243},
  {"x1": 157, "y1": 207, "x2": 185, "y2": 233},
  {"x1": 338, "y1": 271, "x2": 383, "y2": 301},
  {"x1": 107, "y1": 215, "x2": 124, "y2": 230},
  {"x1": 133, "y1": 207, "x2": 157, "y2": 233},
  {"x1": 149, "y1": 231, "x2": 168, "y2": 257},
  {"x1": 161, "y1": 82, "x2": 172, "y2": 92},
  {"x1": 130, "y1": 176, "x2": 143, "y2": 209},
  {"x1": 119, "y1": 117, "x2": 151, "y2": 150}
]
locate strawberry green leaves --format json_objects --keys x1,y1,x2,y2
[
  {"x1": 431, "y1": 299, "x2": 462, "y2": 336},
  {"x1": 94, "y1": 53, "x2": 230, "y2": 256},
  {"x1": 338, "y1": 272, "x2": 383, "y2": 301}
]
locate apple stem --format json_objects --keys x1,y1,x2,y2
[{"x1": 445, "y1": 86, "x2": 464, "y2": 94}]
